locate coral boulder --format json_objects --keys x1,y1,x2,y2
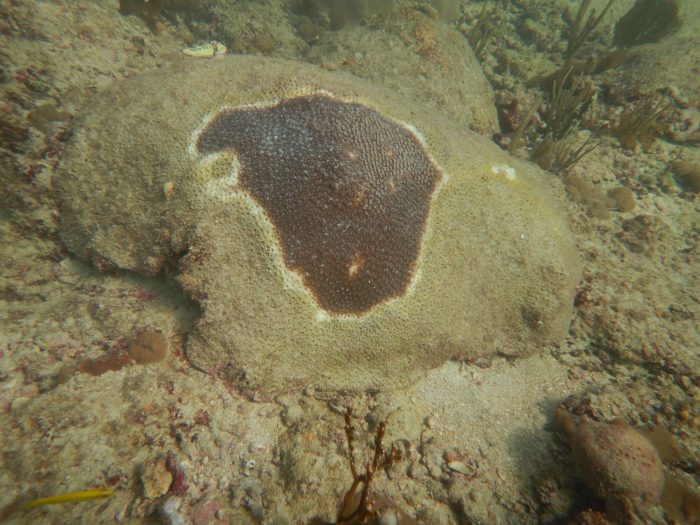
[{"x1": 55, "y1": 56, "x2": 581, "y2": 392}]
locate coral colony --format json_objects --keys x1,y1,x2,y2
[{"x1": 195, "y1": 95, "x2": 442, "y2": 314}]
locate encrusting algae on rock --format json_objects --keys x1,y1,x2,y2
[{"x1": 55, "y1": 55, "x2": 582, "y2": 393}]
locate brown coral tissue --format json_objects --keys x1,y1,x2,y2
[{"x1": 128, "y1": 330, "x2": 168, "y2": 364}]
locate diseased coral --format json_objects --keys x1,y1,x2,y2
[{"x1": 55, "y1": 55, "x2": 581, "y2": 393}]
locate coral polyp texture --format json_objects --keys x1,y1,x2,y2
[
  {"x1": 55, "y1": 56, "x2": 581, "y2": 392},
  {"x1": 195, "y1": 95, "x2": 441, "y2": 314}
]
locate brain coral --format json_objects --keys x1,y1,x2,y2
[
  {"x1": 195, "y1": 94, "x2": 441, "y2": 314},
  {"x1": 56, "y1": 56, "x2": 581, "y2": 392}
]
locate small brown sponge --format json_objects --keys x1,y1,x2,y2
[
  {"x1": 572, "y1": 419, "x2": 665, "y2": 506},
  {"x1": 55, "y1": 56, "x2": 581, "y2": 392},
  {"x1": 555, "y1": 409, "x2": 700, "y2": 523},
  {"x1": 128, "y1": 330, "x2": 168, "y2": 364}
]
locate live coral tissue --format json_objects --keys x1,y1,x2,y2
[
  {"x1": 55, "y1": 55, "x2": 581, "y2": 393},
  {"x1": 2, "y1": 0, "x2": 700, "y2": 523}
]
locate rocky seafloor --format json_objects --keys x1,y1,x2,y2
[{"x1": 0, "y1": 0, "x2": 698, "y2": 524}]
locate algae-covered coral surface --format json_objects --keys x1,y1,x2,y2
[{"x1": 0, "y1": 0, "x2": 698, "y2": 524}]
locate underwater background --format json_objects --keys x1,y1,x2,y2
[{"x1": 0, "y1": 0, "x2": 698, "y2": 523}]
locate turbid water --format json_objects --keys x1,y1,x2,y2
[{"x1": 0, "y1": 1, "x2": 698, "y2": 524}]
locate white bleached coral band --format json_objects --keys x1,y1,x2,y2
[{"x1": 491, "y1": 163, "x2": 517, "y2": 181}]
